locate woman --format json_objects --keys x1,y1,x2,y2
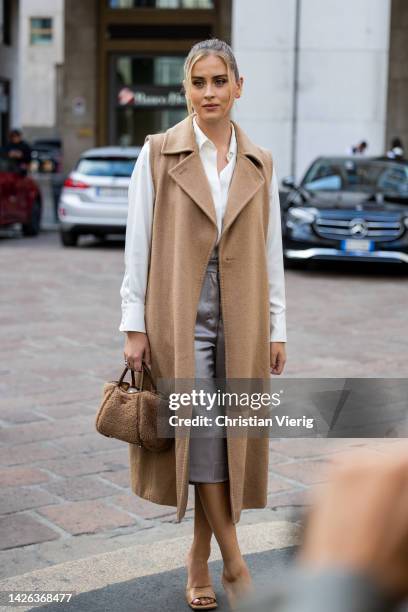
[{"x1": 119, "y1": 39, "x2": 287, "y2": 610}]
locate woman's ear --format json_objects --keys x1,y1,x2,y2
[{"x1": 235, "y1": 76, "x2": 244, "y2": 99}]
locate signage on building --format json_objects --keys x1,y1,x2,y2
[
  {"x1": 117, "y1": 87, "x2": 185, "y2": 107},
  {"x1": 72, "y1": 96, "x2": 86, "y2": 116}
]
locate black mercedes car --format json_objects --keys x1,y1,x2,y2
[{"x1": 281, "y1": 156, "x2": 408, "y2": 265}]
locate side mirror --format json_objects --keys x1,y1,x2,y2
[{"x1": 282, "y1": 176, "x2": 295, "y2": 189}]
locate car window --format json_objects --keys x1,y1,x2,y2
[
  {"x1": 377, "y1": 166, "x2": 408, "y2": 196},
  {"x1": 302, "y1": 159, "x2": 408, "y2": 197},
  {"x1": 75, "y1": 157, "x2": 137, "y2": 177}
]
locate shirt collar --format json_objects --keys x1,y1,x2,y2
[{"x1": 192, "y1": 114, "x2": 237, "y2": 162}]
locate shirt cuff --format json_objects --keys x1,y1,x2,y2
[
  {"x1": 119, "y1": 303, "x2": 146, "y2": 334},
  {"x1": 270, "y1": 312, "x2": 287, "y2": 342}
]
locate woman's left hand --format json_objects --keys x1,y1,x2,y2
[{"x1": 270, "y1": 342, "x2": 286, "y2": 375}]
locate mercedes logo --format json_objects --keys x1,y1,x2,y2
[{"x1": 349, "y1": 218, "x2": 368, "y2": 237}]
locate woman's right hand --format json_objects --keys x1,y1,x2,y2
[{"x1": 124, "y1": 331, "x2": 151, "y2": 371}]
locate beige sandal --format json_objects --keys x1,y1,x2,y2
[{"x1": 185, "y1": 584, "x2": 218, "y2": 610}]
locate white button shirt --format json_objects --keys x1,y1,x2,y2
[{"x1": 119, "y1": 116, "x2": 287, "y2": 342}]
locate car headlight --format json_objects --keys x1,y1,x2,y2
[{"x1": 286, "y1": 207, "x2": 317, "y2": 226}]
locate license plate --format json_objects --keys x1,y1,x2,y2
[
  {"x1": 341, "y1": 239, "x2": 374, "y2": 252},
  {"x1": 96, "y1": 187, "x2": 128, "y2": 198}
]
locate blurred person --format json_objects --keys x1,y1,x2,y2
[
  {"x1": 386, "y1": 137, "x2": 405, "y2": 160},
  {"x1": 347, "y1": 140, "x2": 368, "y2": 156},
  {"x1": 119, "y1": 38, "x2": 287, "y2": 610},
  {"x1": 237, "y1": 446, "x2": 408, "y2": 612},
  {"x1": 4, "y1": 128, "x2": 32, "y2": 171}
]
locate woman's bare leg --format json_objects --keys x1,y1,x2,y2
[
  {"x1": 197, "y1": 481, "x2": 252, "y2": 609},
  {"x1": 186, "y1": 485, "x2": 215, "y2": 606}
]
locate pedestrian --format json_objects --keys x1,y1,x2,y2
[
  {"x1": 119, "y1": 38, "x2": 287, "y2": 611},
  {"x1": 4, "y1": 128, "x2": 32, "y2": 171},
  {"x1": 386, "y1": 137, "x2": 404, "y2": 160},
  {"x1": 347, "y1": 140, "x2": 368, "y2": 156}
]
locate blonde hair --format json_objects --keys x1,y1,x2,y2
[{"x1": 183, "y1": 38, "x2": 240, "y2": 116}]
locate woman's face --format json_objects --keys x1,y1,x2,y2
[{"x1": 184, "y1": 54, "x2": 243, "y2": 123}]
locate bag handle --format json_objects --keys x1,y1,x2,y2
[{"x1": 118, "y1": 359, "x2": 155, "y2": 391}]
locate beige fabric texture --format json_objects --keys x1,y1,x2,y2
[{"x1": 128, "y1": 113, "x2": 274, "y2": 524}]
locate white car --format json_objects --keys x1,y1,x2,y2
[{"x1": 58, "y1": 146, "x2": 141, "y2": 246}]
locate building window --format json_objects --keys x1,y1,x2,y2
[
  {"x1": 111, "y1": 53, "x2": 187, "y2": 145},
  {"x1": 30, "y1": 17, "x2": 53, "y2": 45},
  {"x1": 108, "y1": 0, "x2": 214, "y2": 8}
]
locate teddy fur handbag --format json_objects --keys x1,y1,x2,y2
[{"x1": 95, "y1": 359, "x2": 173, "y2": 453}]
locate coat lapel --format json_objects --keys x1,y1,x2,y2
[
  {"x1": 168, "y1": 151, "x2": 218, "y2": 229},
  {"x1": 162, "y1": 115, "x2": 266, "y2": 236},
  {"x1": 220, "y1": 148, "x2": 265, "y2": 239}
]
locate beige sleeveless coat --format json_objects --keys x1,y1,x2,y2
[{"x1": 128, "y1": 113, "x2": 274, "y2": 524}]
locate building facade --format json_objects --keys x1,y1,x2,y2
[
  {"x1": 0, "y1": 0, "x2": 64, "y2": 145},
  {"x1": 0, "y1": 0, "x2": 19, "y2": 145},
  {"x1": 60, "y1": 0, "x2": 408, "y2": 179},
  {"x1": 19, "y1": 0, "x2": 64, "y2": 141},
  {"x1": 61, "y1": 0, "x2": 231, "y2": 172}
]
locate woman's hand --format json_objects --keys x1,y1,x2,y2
[
  {"x1": 270, "y1": 342, "x2": 286, "y2": 375},
  {"x1": 124, "y1": 331, "x2": 151, "y2": 371}
]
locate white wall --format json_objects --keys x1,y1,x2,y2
[
  {"x1": 296, "y1": 0, "x2": 391, "y2": 178},
  {"x1": 231, "y1": 0, "x2": 297, "y2": 182},
  {"x1": 231, "y1": 0, "x2": 392, "y2": 182},
  {"x1": 19, "y1": 0, "x2": 64, "y2": 130}
]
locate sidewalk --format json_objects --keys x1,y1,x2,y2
[{"x1": 0, "y1": 521, "x2": 300, "y2": 612}]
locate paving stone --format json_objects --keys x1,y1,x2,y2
[
  {"x1": 34, "y1": 401, "x2": 97, "y2": 420},
  {"x1": 0, "y1": 416, "x2": 91, "y2": 445},
  {"x1": 270, "y1": 458, "x2": 331, "y2": 485},
  {"x1": 37, "y1": 449, "x2": 128, "y2": 478},
  {"x1": 99, "y1": 470, "x2": 131, "y2": 489},
  {"x1": 107, "y1": 493, "x2": 177, "y2": 519},
  {"x1": 267, "y1": 473, "x2": 296, "y2": 493},
  {"x1": 0, "y1": 389, "x2": 97, "y2": 413},
  {"x1": 41, "y1": 475, "x2": 121, "y2": 501},
  {"x1": 0, "y1": 513, "x2": 60, "y2": 550},
  {"x1": 51, "y1": 432, "x2": 123, "y2": 454},
  {"x1": 269, "y1": 438, "x2": 355, "y2": 458},
  {"x1": 0, "y1": 467, "x2": 50, "y2": 487},
  {"x1": 0, "y1": 409, "x2": 47, "y2": 424},
  {"x1": 267, "y1": 489, "x2": 309, "y2": 510},
  {"x1": 268, "y1": 450, "x2": 291, "y2": 464},
  {"x1": 0, "y1": 441, "x2": 64, "y2": 466},
  {"x1": 36, "y1": 499, "x2": 137, "y2": 535},
  {"x1": 0, "y1": 486, "x2": 58, "y2": 515}
]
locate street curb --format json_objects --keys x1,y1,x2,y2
[{"x1": 0, "y1": 521, "x2": 301, "y2": 611}]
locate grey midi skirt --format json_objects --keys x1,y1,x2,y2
[{"x1": 188, "y1": 245, "x2": 229, "y2": 484}]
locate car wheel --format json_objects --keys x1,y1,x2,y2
[
  {"x1": 22, "y1": 199, "x2": 42, "y2": 236},
  {"x1": 60, "y1": 229, "x2": 78, "y2": 247}
]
